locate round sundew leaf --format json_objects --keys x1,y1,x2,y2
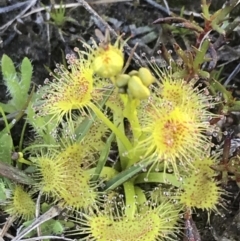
[
  {"x1": 193, "y1": 158, "x2": 216, "y2": 177},
  {"x1": 36, "y1": 157, "x2": 66, "y2": 195},
  {"x1": 137, "y1": 105, "x2": 209, "y2": 174},
  {"x1": 90, "y1": 213, "x2": 161, "y2": 241},
  {"x1": 6, "y1": 186, "x2": 35, "y2": 220},
  {"x1": 35, "y1": 51, "x2": 111, "y2": 127},
  {"x1": 58, "y1": 170, "x2": 98, "y2": 211},
  {"x1": 179, "y1": 171, "x2": 222, "y2": 211}
]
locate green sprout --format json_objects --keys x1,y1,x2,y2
[{"x1": 47, "y1": 1, "x2": 78, "y2": 28}]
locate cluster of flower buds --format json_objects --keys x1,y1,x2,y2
[{"x1": 115, "y1": 67, "x2": 155, "y2": 100}]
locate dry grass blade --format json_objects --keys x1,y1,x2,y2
[
  {"x1": 92, "y1": 0, "x2": 132, "y2": 3},
  {"x1": 12, "y1": 206, "x2": 62, "y2": 241},
  {"x1": 0, "y1": 1, "x2": 30, "y2": 13},
  {"x1": 20, "y1": 236, "x2": 74, "y2": 241},
  {"x1": 0, "y1": 216, "x2": 15, "y2": 239},
  {"x1": 0, "y1": 0, "x2": 38, "y2": 33},
  {"x1": 21, "y1": 1, "x2": 131, "y2": 19},
  {"x1": 0, "y1": 162, "x2": 34, "y2": 185}
]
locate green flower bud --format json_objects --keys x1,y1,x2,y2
[
  {"x1": 138, "y1": 67, "x2": 155, "y2": 87},
  {"x1": 127, "y1": 76, "x2": 150, "y2": 100},
  {"x1": 128, "y1": 70, "x2": 138, "y2": 76},
  {"x1": 115, "y1": 74, "x2": 130, "y2": 88}
]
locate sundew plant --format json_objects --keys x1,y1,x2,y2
[{"x1": 1, "y1": 0, "x2": 240, "y2": 240}]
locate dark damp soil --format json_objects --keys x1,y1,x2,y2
[{"x1": 1, "y1": 0, "x2": 240, "y2": 240}]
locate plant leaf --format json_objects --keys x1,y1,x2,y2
[
  {"x1": 0, "y1": 133, "x2": 13, "y2": 164},
  {"x1": 1, "y1": 54, "x2": 25, "y2": 110},
  {"x1": 1, "y1": 54, "x2": 17, "y2": 83},
  {"x1": 104, "y1": 160, "x2": 153, "y2": 191},
  {"x1": 20, "y1": 57, "x2": 33, "y2": 95}
]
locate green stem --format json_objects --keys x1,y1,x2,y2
[
  {"x1": 92, "y1": 132, "x2": 115, "y2": 181},
  {"x1": 0, "y1": 107, "x2": 10, "y2": 133},
  {"x1": 104, "y1": 160, "x2": 153, "y2": 191},
  {"x1": 134, "y1": 172, "x2": 182, "y2": 187},
  {"x1": 229, "y1": 100, "x2": 240, "y2": 111},
  {"x1": 22, "y1": 144, "x2": 60, "y2": 154},
  {"x1": 209, "y1": 78, "x2": 233, "y2": 103},
  {"x1": 86, "y1": 166, "x2": 118, "y2": 180},
  {"x1": 134, "y1": 186, "x2": 148, "y2": 213},
  {"x1": 113, "y1": 112, "x2": 129, "y2": 169},
  {"x1": 89, "y1": 103, "x2": 132, "y2": 151},
  {"x1": 123, "y1": 98, "x2": 141, "y2": 141},
  {"x1": 134, "y1": 186, "x2": 147, "y2": 204},
  {"x1": 123, "y1": 181, "x2": 136, "y2": 219},
  {"x1": 19, "y1": 119, "x2": 28, "y2": 152}
]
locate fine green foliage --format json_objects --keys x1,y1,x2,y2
[
  {"x1": 46, "y1": 1, "x2": 79, "y2": 28},
  {"x1": 1, "y1": 0, "x2": 240, "y2": 240},
  {"x1": 0, "y1": 54, "x2": 33, "y2": 113}
]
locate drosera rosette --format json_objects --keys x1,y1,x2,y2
[
  {"x1": 5, "y1": 185, "x2": 35, "y2": 221},
  {"x1": 56, "y1": 117, "x2": 110, "y2": 167},
  {"x1": 176, "y1": 157, "x2": 227, "y2": 219},
  {"x1": 68, "y1": 194, "x2": 181, "y2": 241}
]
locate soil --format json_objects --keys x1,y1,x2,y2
[{"x1": 1, "y1": 0, "x2": 240, "y2": 241}]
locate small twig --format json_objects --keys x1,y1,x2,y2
[
  {"x1": 142, "y1": 0, "x2": 172, "y2": 16},
  {"x1": 183, "y1": 208, "x2": 201, "y2": 241},
  {"x1": 170, "y1": 7, "x2": 203, "y2": 18},
  {"x1": 224, "y1": 62, "x2": 240, "y2": 86},
  {"x1": 0, "y1": 1, "x2": 30, "y2": 13},
  {"x1": 20, "y1": 236, "x2": 74, "y2": 241},
  {"x1": 162, "y1": 0, "x2": 170, "y2": 15},
  {"x1": 12, "y1": 206, "x2": 62, "y2": 241},
  {"x1": 45, "y1": 10, "x2": 51, "y2": 64},
  {"x1": 21, "y1": 1, "x2": 131, "y2": 19},
  {"x1": 21, "y1": 3, "x2": 83, "y2": 19},
  {"x1": 0, "y1": 228, "x2": 14, "y2": 239},
  {"x1": 0, "y1": 0, "x2": 38, "y2": 33},
  {"x1": 0, "y1": 232, "x2": 14, "y2": 240},
  {"x1": 93, "y1": 0, "x2": 132, "y2": 3},
  {"x1": 0, "y1": 161, "x2": 34, "y2": 185},
  {"x1": 36, "y1": 191, "x2": 43, "y2": 241},
  {"x1": 76, "y1": 0, "x2": 145, "y2": 67},
  {"x1": 0, "y1": 111, "x2": 21, "y2": 124},
  {"x1": 122, "y1": 43, "x2": 138, "y2": 73},
  {"x1": 0, "y1": 216, "x2": 15, "y2": 239}
]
